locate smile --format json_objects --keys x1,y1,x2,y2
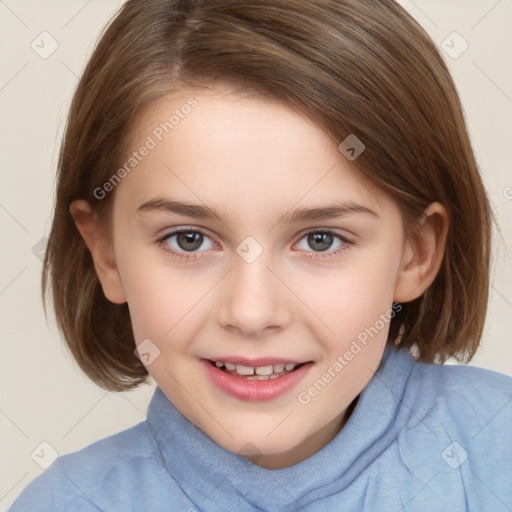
[
  {"x1": 210, "y1": 360, "x2": 303, "y2": 380},
  {"x1": 201, "y1": 358, "x2": 313, "y2": 401}
]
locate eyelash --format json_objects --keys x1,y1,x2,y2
[{"x1": 156, "y1": 227, "x2": 353, "y2": 262}]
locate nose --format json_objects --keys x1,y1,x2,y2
[{"x1": 217, "y1": 250, "x2": 291, "y2": 337}]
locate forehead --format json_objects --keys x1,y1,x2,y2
[{"x1": 113, "y1": 88, "x2": 392, "y2": 221}]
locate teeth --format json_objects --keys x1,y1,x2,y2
[
  {"x1": 255, "y1": 365, "x2": 273, "y2": 376},
  {"x1": 236, "y1": 364, "x2": 254, "y2": 376},
  {"x1": 212, "y1": 360, "x2": 300, "y2": 376}
]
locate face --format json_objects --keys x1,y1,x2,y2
[{"x1": 105, "y1": 87, "x2": 411, "y2": 469}]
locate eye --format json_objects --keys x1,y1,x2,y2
[
  {"x1": 156, "y1": 227, "x2": 353, "y2": 262},
  {"x1": 157, "y1": 227, "x2": 216, "y2": 261},
  {"x1": 295, "y1": 230, "x2": 352, "y2": 259}
]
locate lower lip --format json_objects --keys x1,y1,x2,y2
[{"x1": 201, "y1": 360, "x2": 313, "y2": 401}]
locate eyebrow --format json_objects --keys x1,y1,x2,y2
[{"x1": 136, "y1": 197, "x2": 379, "y2": 224}]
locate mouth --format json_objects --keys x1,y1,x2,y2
[
  {"x1": 202, "y1": 358, "x2": 314, "y2": 401},
  {"x1": 207, "y1": 359, "x2": 308, "y2": 380}
]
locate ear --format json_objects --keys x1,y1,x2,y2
[
  {"x1": 393, "y1": 202, "x2": 449, "y2": 303},
  {"x1": 69, "y1": 199, "x2": 127, "y2": 304}
]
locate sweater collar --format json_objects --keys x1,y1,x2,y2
[{"x1": 146, "y1": 345, "x2": 416, "y2": 510}]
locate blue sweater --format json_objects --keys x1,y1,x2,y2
[{"x1": 8, "y1": 346, "x2": 512, "y2": 511}]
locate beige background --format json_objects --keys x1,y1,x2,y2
[{"x1": 1, "y1": 0, "x2": 511, "y2": 509}]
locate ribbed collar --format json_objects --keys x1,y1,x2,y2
[{"x1": 146, "y1": 345, "x2": 416, "y2": 510}]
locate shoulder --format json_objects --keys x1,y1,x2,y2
[
  {"x1": 409, "y1": 355, "x2": 512, "y2": 429},
  {"x1": 393, "y1": 352, "x2": 512, "y2": 509},
  {"x1": 8, "y1": 421, "x2": 164, "y2": 512},
  {"x1": 382, "y1": 346, "x2": 512, "y2": 432}
]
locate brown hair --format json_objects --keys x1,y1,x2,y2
[{"x1": 42, "y1": 0, "x2": 497, "y2": 391}]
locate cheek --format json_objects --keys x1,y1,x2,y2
[
  {"x1": 118, "y1": 251, "x2": 199, "y2": 344},
  {"x1": 292, "y1": 247, "x2": 401, "y2": 344},
  {"x1": 118, "y1": 226, "x2": 401, "y2": 348}
]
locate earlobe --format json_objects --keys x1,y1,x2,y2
[
  {"x1": 393, "y1": 202, "x2": 449, "y2": 303},
  {"x1": 69, "y1": 199, "x2": 127, "y2": 304}
]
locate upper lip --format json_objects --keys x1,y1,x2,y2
[{"x1": 204, "y1": 357, "x2": 311, "y2": 367}]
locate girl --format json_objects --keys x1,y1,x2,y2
[{"x1": 9, "y1": 0, "x2": 512, "y2": 510}]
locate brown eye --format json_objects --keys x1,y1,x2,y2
[
  {"x1": 158, "y1": 228, "x2": 216, "y2": 259},
  {"x1": 294, "y1": 230, "x2": 353, "y2": 261},
  {"x1": 175, "y1": 231, "x2": 204, "y2": 252},
  {"x1": 297, "y1": 230, "x2": 347, "y2": 253},
  {"x1": 306, "y1": 232, "x2": 334, "y2": 252}
]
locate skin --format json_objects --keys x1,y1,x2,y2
[{"x1": 70, "y1": 86, "x2": 449, "y2": 470}]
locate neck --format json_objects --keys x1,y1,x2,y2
[{"x1": 249, "y1": 394, "x2": 360, "y2": 470}]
